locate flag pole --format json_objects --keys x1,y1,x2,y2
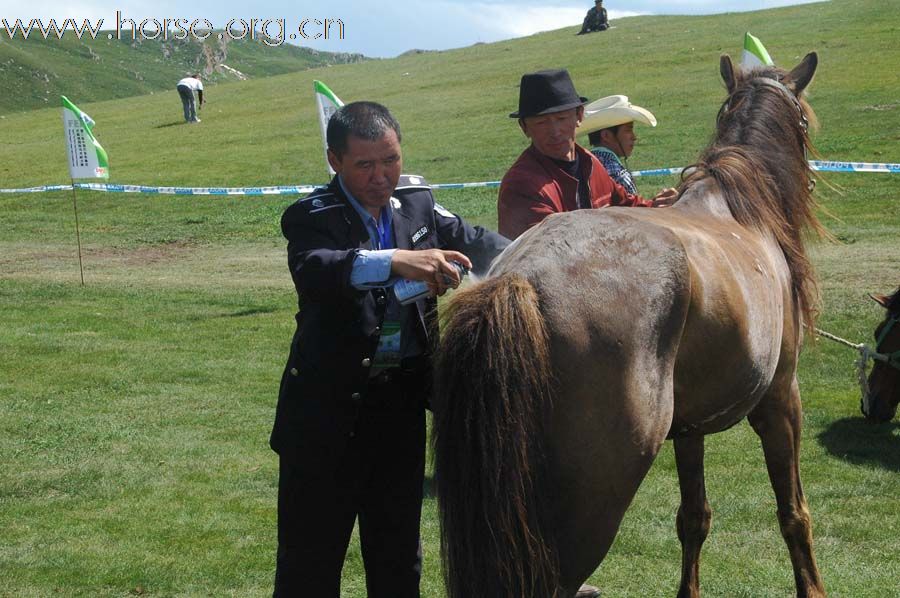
[
  {"x1": 61, "y1": 95, "x2": 107, "y2": 286},
  {"x1": 70, "y1": 179, "x2": 85, "y2": 286},
  {"x1": 313, "y1": 80, "x2": 344, "y2": 176}
]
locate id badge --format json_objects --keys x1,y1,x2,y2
[{"x1": 372, "y1": 321, "x2": 402, "y2": 370}]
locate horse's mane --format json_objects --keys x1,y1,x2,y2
[{"x1": 682, "y1": 61, "x2": 825, "y2": 330}]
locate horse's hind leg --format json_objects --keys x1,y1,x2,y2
[
  {"x1": 674, "y1": 435, "x2": 712, "y2": 598},
  {"x1": 748, "y1": 377, "x2": 826, "y2": 597}
]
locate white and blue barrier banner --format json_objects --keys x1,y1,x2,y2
[
  {"x1": 1, "y1": 184, "x2": 318, "y2": 195},
  {"x1": 0, "y1": 184, "x2": 75, "y2": 193},
  {"x1": 630, "y1": 161, "x2": 900, "y2": 177},
  {"x1": 2, "y1": 161, "x2": 897, "y2": 195},
  {"x1": 75, "y1": 183, "x2": 321, "y2": 195},
  {"x1": 809, "y1": 161, "x2": 900, "y2": 174},
  {"x1": 631, "y1": 167, "x2": 686, "y2": 177}
]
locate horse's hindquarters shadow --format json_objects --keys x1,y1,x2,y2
[{"x1": 817, "y1": 417, "x2": 900, "y2": 471}]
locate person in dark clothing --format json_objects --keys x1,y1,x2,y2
[
  {"x1": 270, "y1": 101, "x2": 509, "y2": 597},
  {"x1": 578, "y1": 0, "x2": 609, "y2": 34}
]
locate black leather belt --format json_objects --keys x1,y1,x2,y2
[
  {"x1": 367, "y1": 355, "x2": 429, "y2": 384},
  {"x1": 363, "y1": 362, "x2": 431, "y2": 410},
  {"x1": 368, "y1": 368, "x2": 402, "y2": 386}
]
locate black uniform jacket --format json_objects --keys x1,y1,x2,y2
[{"x1": 270, "y1": 174, "x2": 509, "y2": 467}]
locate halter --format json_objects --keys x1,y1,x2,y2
[
  {"x1": 872, "y1": 314, "x2": 900, "y2": 371},
  {"x1": 860, "y1": 311, "x2": 900, "y2": 418},
  {"x1": 751, "y1": 76, "x2": 810, "y2": 132},
  {"x1": 749, "y1": 76, "x2": 815, "y2": 191},
  {"x1": 723, "y1": 75, "x2": 808, "y2": 128}
]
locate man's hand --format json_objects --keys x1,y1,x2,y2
[
  {"x1": 652, "y1": 187, "x2": 679, "y2": 207},
  {"x1": 391, "y1": 249, "x2": 472, "y2": 297}
]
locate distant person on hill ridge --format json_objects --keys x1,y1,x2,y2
[
  {"x1": 176, "y1": 74, "x2": 204, "y2": 123},
  {"x1": 578, "y1": 0, "x2": 609, "y2": 34}
]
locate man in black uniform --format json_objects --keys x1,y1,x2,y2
[
  {"x1": 270, "y1": 101, "x2": 508, "y2": 597},
  {"x1": 578, "y1": 0, "x2": 609, "y2": 34}
]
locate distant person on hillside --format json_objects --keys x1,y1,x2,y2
[
  {"x1": 497, "y1": 69, "x2": 677, "y2": 241},
  {"x1": 176, "y1": 74, "x2": 204, "y2": 123},
  {"x1": 581, "y1": 95, "x2": 661, "y2": 195},
  {"x1": 578, "y1": 0, "x2": 609, "y2": 34}
]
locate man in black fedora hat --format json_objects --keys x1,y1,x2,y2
[{"x1": 497, "y1": 68, "x2": 675, "y2": 240}]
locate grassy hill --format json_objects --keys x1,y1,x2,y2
[
  {"x1": 0, "y1": 0, "x2": 896, "y2": 188},
  {"x1": 0, "y1": 31, "x2": 366, "y2": 114},
  {"x1": 1, "y1": 1, "x2": 899, "y2": 596}
]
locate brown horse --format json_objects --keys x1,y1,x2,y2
[
  {"x1": 432, "y1": 53, "x2": 827, "y2": 597},
  {"x1": 861, "y1": 286, "x2": 900, "y2": 422}
]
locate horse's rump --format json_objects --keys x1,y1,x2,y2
[{"x1": 434, "y1": 211, "x2": 693, "y2": 596}]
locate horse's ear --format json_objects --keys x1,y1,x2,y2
[
  {"x1": 787, "y1": 52, "x2": 818, "y2": 95},
  {"x1": 869, "y1": 293, "x2": 890, "y2": 308},
  {"x1": 720, "y1": 54, "x2": 737, "y2": 94}
]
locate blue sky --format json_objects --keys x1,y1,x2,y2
[{"x1": 13, "y1": 0, "x2": 823, "y2": 57}]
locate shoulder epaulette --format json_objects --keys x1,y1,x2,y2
[
  {"x1": 395, "y1": 174, "x2": 431, "y2": 190},
  {"x1": 295, "y1": 190, "x2": 344, "y2": 214}
]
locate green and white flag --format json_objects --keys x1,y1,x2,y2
[
  {"x1": 61, "y1": 96, "x2": 108, "y2": 179},
  {"x1": 313, "y1": 80, "x2": 344, "y2": 176},
  {"x1": 741, "y1": 32, "x2": 774, "y2": 68}
]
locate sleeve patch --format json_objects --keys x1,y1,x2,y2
[{"x1": 434, "y1": 203, "x2": 456, "y2": 218}]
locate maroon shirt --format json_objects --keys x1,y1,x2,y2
[{"x1": 498, "y1": 143, "x2": 652, "y2": 239}]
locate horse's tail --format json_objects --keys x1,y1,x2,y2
[{"x1": 432, "y1": 272, "x2": 560, "y2": 598}]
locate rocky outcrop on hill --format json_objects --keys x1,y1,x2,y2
[{"x1": 0, "y1": 31, "x2": 368, "y2": 113}]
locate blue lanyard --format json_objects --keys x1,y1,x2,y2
[{"x1": 376, "y1": 206, "x2": 394, "y2": 250}]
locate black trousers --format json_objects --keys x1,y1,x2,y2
[{"x1": 274, "y1": 374, "x2": 426, "y2": 597}]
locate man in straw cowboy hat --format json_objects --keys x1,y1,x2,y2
[
  {"x1": 581, "y1": 95, "x2": 665, "y2": 195},
  {"x1": 498, "y1": 69, "x2": 676, "y2": 240}
]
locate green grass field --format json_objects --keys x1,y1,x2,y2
[{"x1": 1, "y1": 0, "x2": 899, "y2": 595}]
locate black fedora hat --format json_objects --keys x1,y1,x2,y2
[{"x1": 510, "y1": 69, "x2": 588, "y2": 118}]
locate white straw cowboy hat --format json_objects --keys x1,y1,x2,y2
[{"x1": 576, "y1": 95, "x2": 657, "y2": 134}]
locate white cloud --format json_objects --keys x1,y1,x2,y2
[
  {"x1": 613, "y1": 0, "x2": 822, "y2": 13},
  {"x1": 452, "y1": 3, "x2": 585, "y2": 38},
  {"x1": 5, "y1": 0, "x2": 106, "y2": 22}
]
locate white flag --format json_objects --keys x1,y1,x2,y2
[
  {"x1": 61, "y1": 96, "x2": 108, "y2": 179},
  {"x1": 313, "y1": 80, "x2": 345, "y2": 176},
  {"x1": 741, "y1": 32, "x2": 774, "y2": 68}
]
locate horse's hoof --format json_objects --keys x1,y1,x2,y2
[{"x1": 575, "y1": 584, "x2": 601, "y2": 598}]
